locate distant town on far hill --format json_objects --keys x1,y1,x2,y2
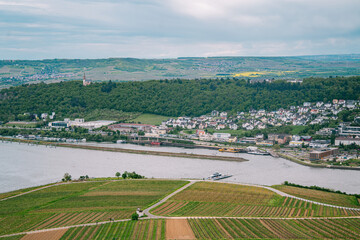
[{"x1": 0, "y1": 54, "x2": 359, "y2": 88}]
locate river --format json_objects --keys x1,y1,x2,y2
[{"x1": 1, "y1": 141, "x2": 359, "y2": 194}]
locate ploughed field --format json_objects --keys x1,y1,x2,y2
[
  {"x1": 151, "y1": 182, "x2": 360, "y2": 217},
  {"x1": 0, "y1": 180, "x2": 187, "y2": 236},
  {"x1": 272, "y1": 185, "x2": 360, "y2": 208}
]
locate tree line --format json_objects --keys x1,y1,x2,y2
[{"x1": 1, "y1": 76, "x2": 359, "y2": 121}]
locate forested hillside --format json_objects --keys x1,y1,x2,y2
[{"x1": 0, "y1": 76, "x2": 359, "y2": 121}]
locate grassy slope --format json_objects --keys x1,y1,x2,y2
[
  {"x1": 272, "y1": 185, "x2": 360, "y2": 208},
  {"x1": 129, "y1": 113, "x2": 173, "y2": 125},
  {"x1": 0, "y1": 180, "x2": 186, "y2": 235},
  {"x1": 151, "y1": 182, "x2": 360, "y2": 217},
  {"x1": 0, "y1": 183, "x2": 56, "y2": 200}
]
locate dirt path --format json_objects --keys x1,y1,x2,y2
[
  {"x1": 166, "y1": 219, "x2": 196, "y2": 240},
  {"x1": 21, "y1": 229, "x2": 67, "y2": 240},
  {"x1": 144, "y1": 180, "x2": 197, "y2": 218}
]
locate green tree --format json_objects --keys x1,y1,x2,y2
[
  {"x1": 131, "y1": 213, "x2": 139, "y2": 221},
  {"x1": 115, "y1": 172, "x2": 121, "y2": 178},
  {"x1": 330, "y1": 134, "x2": 336, "y2": 145},
  {"x1": 273, "y1": 144, "x2": 280, "y2": 150},
  {"x1": 62, "y1": 173, "x2": 72, "y2": 182},
  {"x1": 122, "y1": 172, "x2": 127, "y2": 179}
]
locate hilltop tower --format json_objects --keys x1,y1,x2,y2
[{"x1": 83, "y1": 73, "x2": 91, "y2": 86}]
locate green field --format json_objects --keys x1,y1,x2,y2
[
  {"x1": 129, "y1": 114, "x2": 173, "y2": 125},
  {"x1": 83, "y1": 109, "x2": 140, "y2": 122},
  {"x1": 0, "y1": 180, "x2": 186, "y2": 235},
  {"x1": 4, "y1": 122, "x2": 38, "y2": 128},
  {"x1": 0, "y1": 183, "x2": 56, "y2": 200},
  {"x1": 151, "y1": 182, "x2": 360, "y2": 217},
  {"x1": 272, "y1": 185, "x2": 360, "y2": 208}
]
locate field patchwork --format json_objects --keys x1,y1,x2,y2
[
  {"x1": 0, "y1": 180, "x2": 187, "y2": 235},
  {"x1": 151, "y1": 182, "x2": 360, "y2": 217}
]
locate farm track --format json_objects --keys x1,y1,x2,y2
[{"x1": 1, "y1": 179, "x2": 359, "y2": 238}]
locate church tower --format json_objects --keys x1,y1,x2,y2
[{"x1": 83, "y1": 73, "x2": 90, "y2": 86}]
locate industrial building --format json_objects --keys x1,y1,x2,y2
[{"x1": 309, "y1": 148, "x2": 339, "y2": 161}]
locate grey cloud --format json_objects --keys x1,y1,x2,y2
[{"x1": 0, "y1": 0, "x2": 359, "y2": 59}]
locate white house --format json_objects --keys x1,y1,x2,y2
[{"x1": 213, "y1": 133, "x2": 231, "y2": 141}]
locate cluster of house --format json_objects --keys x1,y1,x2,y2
[
  {"x1": 3, "y1": 73, "x2": 74, "y2": 82},
  {"x1": 20, "y1": 112, "x2": 56, "y2": 121},
  {"x1": 239, "y1": 99, "x2": 358, "y2": 130},
  {"x1": 162, "y1": 111, "x2": 238, "y2": 131},
  {"x1": 155, "y1": 99, "x2": 359, "y2": 133},
  {"x1": 41, "y1": 99, "x2": 360, "y2": 149}
]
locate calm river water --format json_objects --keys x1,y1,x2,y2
[{"x1": 1, "y1": 141, "x2": 359, "y2": 194}]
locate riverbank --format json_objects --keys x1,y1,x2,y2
[
  {"x1": 277, "y1": 152, "x2": 360, "y2": 171},
  {"x1": 0, "y1": 137, "x2": 247, "y2": 162}
]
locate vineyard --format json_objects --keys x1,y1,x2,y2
[
  {"x1": 58, "y1": 219, "x2": 166, "y2": 240},
  {"x1": 273, "y1": 185, "x2": 360, "y2": 208},
  {"x1": 151, "y1": 182, "x2": 360, "y2": 217},
  {"x1": 16, "y1": 218, "x2": 360, "y2": 239},
  {"x1": 0, "y1": 180, "x2": 187, "y2": 235},
  {"x1": 188, "y1": 218, "x2": 360, "y2": 239},
  {"x1": 1, "y1": 180, "x2": 360, "y2": 239},
  {"x1": 0, "y1": 235, "x2": 24, "y2": 240}
]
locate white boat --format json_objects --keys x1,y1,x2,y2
[
  {"x1": 208, "y1": 172, "x2": 232, "y2": 181},
  {"x1": 247, "y1": 151, "x2": 270, "y2": 155}
]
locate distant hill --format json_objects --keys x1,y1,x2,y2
[
  {"x1": 0, "y1": 54, "x2": 359, "y2": 88},
  {"x1": 1, "y1": 76, "x2": 359, "y2": 121}
]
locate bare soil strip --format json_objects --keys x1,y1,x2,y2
[
  {"x1": 21, "y1": 229, "x2": 67, "y2": 240},
  {"x1": 166, "y1": 219, "x2": 196, "y2": 240}
]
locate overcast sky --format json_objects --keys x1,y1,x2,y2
[{"x1": 0, "y1": 0, "x2": 359, "y2": 59}]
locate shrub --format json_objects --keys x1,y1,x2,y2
[{"x1": 131, "y1": 213, "x2": 139, "y2": 221}]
